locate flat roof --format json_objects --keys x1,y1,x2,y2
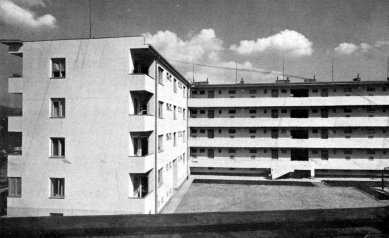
[
  {"x1": 0, "y1": 39, "x2": 23, "y2": 46},
  {"x1": 191, "y1": 80, "x2": 389, "y2": 89}
]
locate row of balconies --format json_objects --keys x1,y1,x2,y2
[
  {"x1": 188, "y1": 96, "x2": 389, "y2": 108},
  {"x1": 189, "y1": 156, "x2": 389, "y2": 171},
  {"x1": 189, "y1": 137, "x2": 389, "y2": 149},
  {"x1": 189, "y1": 117, "x2": 389, "y2": 128},
  {"x1": 190, "y1": 85, "x2": 388, "y2": 99}
]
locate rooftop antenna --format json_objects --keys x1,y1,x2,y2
[
  {"x1": 331, "y1": 57, "x2": 334, "y2": 82},
  {"x1": 282, "y1": 57, "x2": 285, "y2": 80},
  {"x1": 192, "y1": 62, "x2": 195, "y2": 82},
  {"x1": 387, "y1": 56, "x2": 389, "y2": 80},
  {"x1": 235, "y1": 61, "x2": 238, "y2": 84},
  {"x1": 89, "y1": 0, "x2": 92, "y2": 39}
]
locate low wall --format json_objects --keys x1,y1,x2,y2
[{"x1": 0, "y1": 206, "x2": 388, "y2": 237}]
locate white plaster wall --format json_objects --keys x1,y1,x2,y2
[
  {"x1": 155, "y1": 64, "x2": 188, "y2": 212},
  {"x1": 7, "y1": 37, "x2": 166, "y2": 216}
]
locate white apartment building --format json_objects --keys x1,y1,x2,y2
[
  {"x1": 1, "y1": 36, "x2": 189, "y2": 216},
  {"x1": 188, "y1": 78, "x2": 389, "y2": 179}
]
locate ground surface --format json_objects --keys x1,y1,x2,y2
[{"x1": 175, "y1": 182, "x2": 389, "y2": 213}]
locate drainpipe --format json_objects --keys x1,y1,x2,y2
[
  {"x1": 154, "y1": 57, "x2": 159, "y2": 214},
  {"x1": 186, "y1": 86, "x2": 189, "y2": 180}
]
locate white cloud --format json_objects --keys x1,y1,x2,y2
[
  {"x1": 0, "y1": 0, "x2": 56, "y2": 29},
  {"x1": 375, "y1": 41, "x2": 389, "y2": 48},
  {"x1": 334, "y1": 42, "x2": 373, "y2": 55},
  {"x1": 13, "y1": 0, "x2": 47, "y2": 7},
  {"x1": 230, "y1": 30, "x2": 313, "y2": 57},
  {"x1": 334, "y1": 43, "x2": 358, "y2": 55},
  {"x1": 144, "y1": 29, "x2": 223, "y2": 63},
  {"x1": 145, "y1": 28, "x2": 284, "y2": 84}
]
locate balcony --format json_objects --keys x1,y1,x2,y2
[
  {"x1": 8, "y1": 117, "x2": 22, "y2": 132},
  {"x1": 189, "y1": 117, "x2": 389, "y2": 128},
  {"x1": 128, "y1": 190, "x2": 155, "y2": 214},
  {"x1": 188, "y1": 96, "x2": 389, "y2": 108},
  {"x1": 0, "y1": 40, "x2": 23, "y2": 57},
  {"x1": 189, "y1": 137, "x2": 389, "y2": 149},
  {"x1": 8, "y1": 77, "x2": 23, "y2": 93},
  {"x1": 128, "y1": 153, "x2": 155, "y2": 173},
  {"x1": 189, "y1": 156, "x2": 389, "y2": 171},
  {"x1": 129, "y1": 74, "x2": 155, "y2": 93},
  {"x1": 128, "y1": 115, "x2": 154, "y2": 131}
]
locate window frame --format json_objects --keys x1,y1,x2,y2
[
  {"x1": 50, "y1": 178, "x2": 65, "y2": 199},
  {"x1": 50, "y1": 98, "x2": 65, "y2": 118},
  {"x1": 50, "y1": 137, "x2": 65, "y2": 158},
  {"x1": 8, "y1": 177, "x2": 21, "y2": 197},
  {"x1": 51, "y1": 58, "x2": 66, "y2": 79}
]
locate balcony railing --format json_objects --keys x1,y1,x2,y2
[
  {"x1": 188, "y1": 117, "x2": 389, "y2": 128},
  {"x1": 129, "y1": 74, "x2": 155, "y2": 93},
  {"x1": 128, "y1": 153, "x2": 155, "y2": 173},
  {"x1": 8, "y1": 77, "x2": 23, "y2": 93},
  {"x1": 188, "y1": 96, "x2": 389, "y2": 108},
  {"x1": 189, "y1": 137, "x2": 389, "y2": 149}
]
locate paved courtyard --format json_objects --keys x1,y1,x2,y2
[{"x1": 174, "y1": 181, "x2": 389, "y2": 213}]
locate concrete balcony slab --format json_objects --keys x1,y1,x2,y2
[
  {"x1": 129, "y1": 74, "x2": 155, "y2": 93},
  {"x1": 128, "y1": 153, "x2": 155, "y2": 173},
  {"x1": 8, "y1": 77, "x2": 23, "y2": 93}
]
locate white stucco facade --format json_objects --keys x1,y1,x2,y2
[
  {"x1": 188, "y1": 81, "x2": 389, "y2": 178},
  {"x1": 3, "y1": 37, "x2": 189, "y2": 217}
]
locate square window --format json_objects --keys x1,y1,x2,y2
[
  {"x1": 229, "y1": 90, "x2": 236, "y2": 94},
  {"x1": 51, "y1": 98, "x2": 65, "y2": 118},
  {"x1": 249, "y1": 149, "x2": 257, "y2": 153},
  {"x1": 249, "y1": 129, "x2": 256, "y2": 134},
  {"x1": 229, "y1": 129, "x2": 236, "y2": 134},
  {"x1": 229, "y1": 110, "x2": 236, "y2": 114},
  {"x1": 249, "y1": 109, "x2": 256, "y2": 114},
  {"x1": 50, "y1": 178, "x2": 65, "y2": 198},
  {"x1": 8, "y1": 177, "x2": 21, "y2": 197},
  {"x1": 229, "y1": 149, "x2": 236, "y2": 153},
  {"x1": 51, "y1": 138, "x2": 65, "y2": 157},
  {"x1": 249, "y1": 89, "x2": 257, "y2": 94},
  {"x1": 51, "y1": 58, "x2": 66, "y2": 78}
]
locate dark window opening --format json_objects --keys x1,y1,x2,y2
[
  {"x1": 207, "y1": 129, "x2": 214, "y2": 138},
  {"x1": 271, "y1": 89, "x2": 278, "y2": 97},
  {"x1": 290, "y1": 109, "x2": 309, "y2": 118},
  {"x1": 208, "y1": 149, "x2": 214, "y2": 158},
  {"x1": 271, "y1": 109, "x2": 279, "y2": 118},
  {"x1": 321, "y1": 129, "x2": 328, "y2": 139},
  {"x1": 291, "y1": 149, "x2": 309, "y2": 161},
  {"x1": 291, "y1": 88, "x2": 309, "y2": 97},
  {"x1": 271, "y1": 129, "x2": 278, "y2": 139},
  {"x1": 291, "y1": 130, "x2": 309, "y2": 139},
  {"x1": 321, "y1": 109, "x2": 328, "y2": 118}
]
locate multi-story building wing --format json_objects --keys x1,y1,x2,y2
[
  {"x1": 1, "y1": 36, "x2": 189, "y2": 216},
  {"x1": 188, "y1": 79, "x2": 389, "y2": 178}
]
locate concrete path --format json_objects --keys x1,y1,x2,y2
[{"x1": 160, "y1": 177, "x2": 194, "y2": 214}]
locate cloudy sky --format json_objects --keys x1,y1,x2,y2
[{"x1": 0, "y1": 0, "x2": 388, "y2": 106}]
